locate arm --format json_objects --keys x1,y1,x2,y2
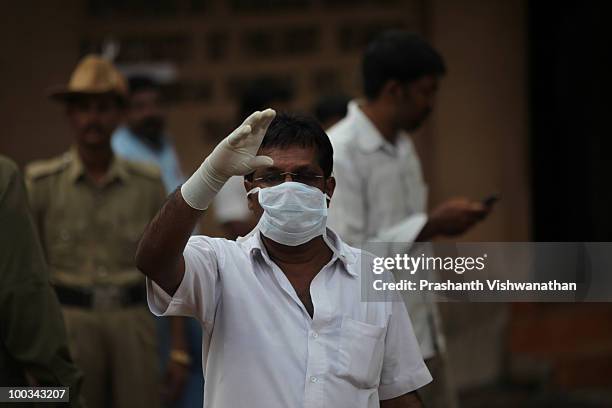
[
  {"x1": 136, "y1": 188, "x2": 200, "y2": 295},
  {"x1": 416, "y1": 197, "x2": 489, "y2": 241},
  {"x1": 380, "y1": 391, "x2": 422, "y2": 408},
  {"x1": 136, "y1": 109, "x2": 276, "y2": 295},
  {"x1": 142, "y1": 178, "x2": 191, "y2": 401},
  {"x1": 331, "y1": 160, "x2": 488, "y2": 247},
  {"x1": 330, "y1": 144, "x2": 489, "y2": 247}
]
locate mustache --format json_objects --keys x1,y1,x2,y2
[
  {"x1": 141, "y1": 116, "x2": 165, "y2": 129},
  {"x1": 84, "y1": 123, "x2": 106, "y2": 134}
]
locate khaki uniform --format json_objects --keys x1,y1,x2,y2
[
  {"x1": 0, "y1": 155, "x2": 82, "y2": 407},
  {"x1": 25, "y1": 148, "x2": 165, "y2": 408}
]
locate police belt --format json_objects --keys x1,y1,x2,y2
[{"x1": 53, "y1": 284, "x2": 147, "y2": 309}]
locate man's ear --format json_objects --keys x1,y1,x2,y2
[
  {"x1": 244, "y1": 178, "x2": 255, "y2": 211},
  {"x1": 381, "y1": 79, "x2": 405, "y2": 101}
]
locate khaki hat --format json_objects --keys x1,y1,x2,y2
[{"x1": 48, "y1": 55, "x2": 127, "y2": 102}]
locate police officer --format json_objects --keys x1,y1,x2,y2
[{"x1": 25, "y1": 55, "x2": 165, "y2": 408}]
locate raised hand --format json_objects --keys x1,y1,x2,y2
[
  {"x1": 208, "y1": 109, "x2": 276, "y2": 180},
  {"x1": 181, "y1": 108, "x2": 276, "y2": 210},
  {"x1": 426, "y1": 197, "x2": 489, "y2": 238}
]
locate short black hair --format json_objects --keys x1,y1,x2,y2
[
  {"x1": 127, "y1": 75, "x2": 160, "y2": 94},
  {"x1": 240, "y1": 79, "x2": 293, "y2": 122},
  {"x1": 250, "y1": 113, "x2": 333, "y2": 178},
  {"x1": 362, "y1": 30, "x2": 446, "y2": 99},
  {"x1": 314, "y1": 93, "x2": 350, "y2": 125}
]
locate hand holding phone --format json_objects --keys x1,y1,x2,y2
[{"x1": 482, "y1": 193, "x2": 500, "y2": 208}]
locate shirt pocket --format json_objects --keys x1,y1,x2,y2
[
  {"x1": 44, "y1": 213, "x2": 85, "y2": 271},
  {"x1": 335, "y1": 316, "x2": 386, "y2": 389},
  {"x1": 368, "y1": 160, "x2": 406, "y2": 223}
]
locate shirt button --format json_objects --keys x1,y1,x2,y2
[
  {"x1": 60, "y1": 229, "x2": 71, "y2": 241},
  {"x1": 310, "y1": 376, "x2": 318, "y2": 383},
  {"x1": 312, "y1": 332, "x2": 319, "y2": 338},
  {"x1": 97, "y1": 266, "x2": 108, "y2": 278}
]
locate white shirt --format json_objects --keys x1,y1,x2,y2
[
  {"x1": 327, "y1": 101, "x2": 442, "y2": 359},
  {"x1": 147, "y1": 228, "x2": 431, "y2": 408},
  {"x1": 112, "y1": 125, "x2": 184, "y2": 193},
  {"x1": 212, "y1": 175, "x2": 251, "y2": 223}
]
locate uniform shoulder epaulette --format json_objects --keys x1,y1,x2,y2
[
  {"x1": 123, "y1": 159, "x2": 162, "y2": 180},
  {"x1": 25, "y1": 153, "x2": 71, "y2": 181}
]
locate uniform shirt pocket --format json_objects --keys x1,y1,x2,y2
[
  {"x1": 335, "y1": 316, "x2": 386, "y2": 389},
  {"x1": 44, "y1": 212, "x2": 84, "y2": 271}
]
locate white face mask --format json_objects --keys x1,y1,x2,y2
[{"x1": 247, "y1": 181, "x2": 329, "y2": 246}]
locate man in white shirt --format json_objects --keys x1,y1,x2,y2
[
  {"x1": 328, "y1": 31, "x2": 492, "y2": 408},
  {"x1": 136, "y1": 110, "x2": 432, "y2": 407}
]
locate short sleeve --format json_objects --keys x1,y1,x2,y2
[
  {"x1": 146, "y1": 235, "x2": 221, "y2": 330},
  {"x1": 378, "y1": 294, "x2": 433, "y2": 400}
]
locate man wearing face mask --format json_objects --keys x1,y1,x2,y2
[{"x1": 136, "y1": 111, "x2": 432, "y2": 407}]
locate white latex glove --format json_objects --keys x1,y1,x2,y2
[{"x1": 181, "y1": 109, "x2": 276, "y2": 210}]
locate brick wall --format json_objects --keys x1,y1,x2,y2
[{"x1": 510, "y1": 303, "x2": 612, "y2": 389}]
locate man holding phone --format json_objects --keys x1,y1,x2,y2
[{"x1": 327, "y1": 31, "x2": 494, "y2": 407}]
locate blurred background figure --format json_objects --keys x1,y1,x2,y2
[
  {"x1": 25, "y1": 55, "x2": 164, "y2": 408},
  {"x1": 213, "y1": 79, "x2": 294, "y2": 239},
  {"x1": 328, "y1": 30, "x2": 492, "y2": 408},
  {"x1": 313, "y1": 93, "x2": 350, "y2": 130},
  {"x1": 112, "y1": 74, "x2": 203, "y2": 408},
  {"x1": 0, "y1": 155, "x2": 83, "y2": 407},
  {"x1": 112, "y1": 76, "x2": 184, "y2": 192}
]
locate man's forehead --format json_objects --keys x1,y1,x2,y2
[
  {"x1": 68, "y1": 93, "x2": 117, "y2": 105},
  {"x1": 131, "y1": 88, "x2": 160, "y2": 100},
  {"x1": 257, "y1": 145, "x2": 319, "y2": 169},
  {"x1": 414, "y1": 75, "x2": 438, "y2": 90}
]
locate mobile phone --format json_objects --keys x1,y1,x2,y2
[{"x1": 482, "y1": 193, "x2": 500, "y2": 207}]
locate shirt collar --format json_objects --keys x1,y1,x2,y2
[
  {"x1": 237, "y1": 227, "x2": 358, "y2": 278},
  {"x1": 346, "y1": 100, "x2": 406, "y2": 155},
  {"x1": 67, "y1": 146, "x2": 129, "y2": 185}
]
